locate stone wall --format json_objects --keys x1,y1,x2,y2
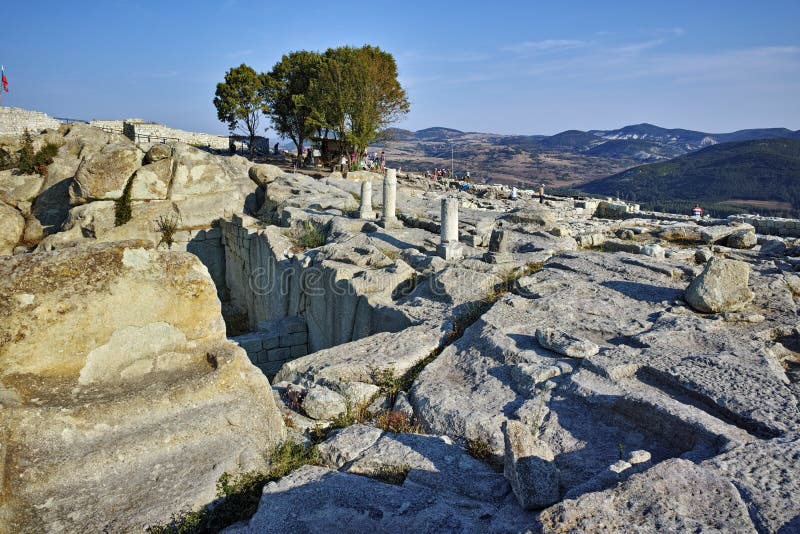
[
  {"x1": 728, "y1": 214, "x2": 800, "y2": 237},
  {"x1": 0, "y1": 106, "x2": 61, "y2": 136},
  {"x1": 231, "y1": 317, "x2": 308, "y2": 377},
  {"x1": 123, "y1": 120, "x2": 229, "y2": 149},
  {"x1": 219, "y1": 215, "x2": 386, "y2": 355},
  {"x1": 88, "y1": 119, "x2": 125, "y2": 132}
]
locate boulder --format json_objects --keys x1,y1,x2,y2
[
  {"x1": 759, "y1": 238, "x2": 787, "y2": 256},
  {"x1": 535, "y1": 327, "x2": 599, "y2": 358},
  {"x1": 0, "y1": 170, "x2": 44, "y2": 206},
  {"x1": 129, "y1": 158, "x2": 172, "y2": 200},
  {"x1": 302, "y1": 385, "x2": 348, "y2": 420},
  {"x1": 317, "y1": 424, "x2": 383, "y2": 468},
  {"x1": 0, "y1": 242, "x2": 285, "y2": 532},
  {"x1": 248, "y1": 163, "x2": 285, "y2": 186},
  {"x1": 640, "y1": 243, "x2": 665, "y2": 259},
  {"x1": 685, "y1": 258, "x2": 754, "y2": 313},
  {"x1": 504, "y1": 207, "x2": 556, "y2": 228},
  {"x1": 537, "y1": 459, "x2": 755, "y2": 532},
  {"x1": 503, "y1": 420, "x2": 560, "y2": 509},
  {"x1": 0, "y1": 201, "x2": 24, "y2": 255},
  {"x1": 727, "y1": 229, "x2": 757, "y2": 249},
  {"x1": 70, "y1": 142, "x2": 143, "y2": 202},
  {"x1": 658, "y1": 224, "x2": 702, "y2": 242},
  {"x1": 695, "y1": 248, "x2": 714, "y2": 263},
  {"x1": 144, "y1": 143, "x2": 172, "y2": 164},
  {"x1": 700, "y1": 223, "x2": 754, "y2": 244}
]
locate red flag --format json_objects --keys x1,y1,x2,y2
[{"x1": 1, "y1": 66, "x2": 8, "y2": 92}]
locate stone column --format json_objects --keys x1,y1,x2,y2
[
  {"x1": 358, "y1": 180, "x2": 375, "y2": 219},
  {"x1": 484, "y1": 228, "x2": 512, "y2": 263},
  {"x1": 380, "y1": 168, "x2": 401, "y2": 228},
  {"x1": 437, "y1": 196, "x2": 463, "y2": 260}
]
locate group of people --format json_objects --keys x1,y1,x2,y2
[{"x1": 339, "y1": 151, "x2": 386, "y2": 172}]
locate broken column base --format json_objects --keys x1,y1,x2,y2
[
  {"x1": 379, "y1": 217, "x2": 403, "y2": 229},
  {"x1": 483, "y1": 251, "x2": 513, "y2": 264},
  {"x1": 359, "y1": 210, "x2": 376, "y2": 220},
  {"x1": 437, "y1": 242, "x2": 464, "y2": 261}
]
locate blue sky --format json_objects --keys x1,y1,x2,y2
[{"x1": 2, "y1": 1, "x2": 799, "y2": 138}]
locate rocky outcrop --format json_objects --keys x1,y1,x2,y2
[
  {"x1": 0, "y1": 200, "x2": 24, "y2": 255},
  {"x1": 537, "y1": 459, "x2": 755, "y2": 532},
  {"x1": 503, "y1": 420, "x2": 561, "y2": 509},
  {"x1": 0, "y1": 242, "x2": 285, "y2": 532},
  {"x1": 685, "y1": 257, "x2": 755, "y2": 313},
  {"x1": 70, "y1": 142, "x2": 143, "y2": 202}
]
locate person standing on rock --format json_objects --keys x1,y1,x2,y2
[
  {"x1": 692, "y1": 204, "x2": 703, "y2": 220},
  {"x1": 511, "y1": 186, "x2": 518, "y2": 200},
  {"x1": 380, "y1": 151, "x2": 386, "y2": 172},
  {"x1": 539, "y1": 184, "x2": 545, "y2": 204}
]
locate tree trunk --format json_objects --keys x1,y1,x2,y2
[{"x1": 248, "y1": 132, "x2": 255, "y2": 161}]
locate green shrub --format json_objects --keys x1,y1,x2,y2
[
  {"x1": 466, "y1": 438, "x2": 492, "y2": 461},
  {"x1": 155, "y1": 214, "x2": 181, "y2": 250},
  {"x1": 290, "y1": 220, "x2": 327, "y2": 250},
  {"x1": 114, "y1": 179, "x2": 133, "y2": 226},
  {"x1": 375, "y1": 410, "x2": 421, "y2": 434},
  {"x1": 16, "y1": 129, "x2": 59, "y2": 176}
]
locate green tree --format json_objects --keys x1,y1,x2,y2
[
  {"x1": 310, "y1": 45, "x2": 409, "y2": 162},
  {"x1": 213, "y1": 64, "x2": 269, "y2": 160},
  {"x1": 265, "y1": 51, "x2": 324, "y2": 160}
]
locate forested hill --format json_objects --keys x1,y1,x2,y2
[{"x1": 579, "y1": 138, "x2": 800, "y2": 214}]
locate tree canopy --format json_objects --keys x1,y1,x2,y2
[
  {"x1": 216, "y1": 46, "x2": 409, "y2": 164},
  {"x1": 265, "y1": 51, "x2": 324, "y2": 158},
  {"x1": 309, "y1": 45, "x2": 409, "y2": 158},
  {"x1": 213, "y1": 64, "x2": 269, "y2": 159}
]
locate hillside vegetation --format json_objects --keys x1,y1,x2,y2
[{"x1": 580, "y1": 138, "x2": 800, "y2": 216}]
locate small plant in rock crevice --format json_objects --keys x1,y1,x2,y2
[
  {"x1": 466, "y1": 438, "x2": 492, "y2": 461},
  {"x1": 114, "y1": 179, "x2": 134, "y2": 226},
  {"x1": 375, "y1": 410, "x2": 422, "y2": 434},
  {"x1": 154, "y1": 214, "x2": 181, "y2": 250},
  {"x1": 289, "y1": 220, "x2": 327, "y2": 251}
]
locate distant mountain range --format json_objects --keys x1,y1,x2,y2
[
  {"x1": 378, "y1": 123, "x2": 800, "y2": 189},
  {"x1": 581, "y1": 138, "x2": 800, "y2": 217}
]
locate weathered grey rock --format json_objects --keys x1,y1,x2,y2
[
  {"x1": 484, "y1": 228, "x2": 512, "y2": 263},
  {"x1": 392, "y1": 391, "x2": 415, "y2": 418},
  {"x1": 759, "y1": 237, "x2": 787, "y2": 256},
  {"x1": 701, "y1": 223, "x2": 755, "y2": 244},
  {"x1": 727, "y1": 229, "x2": 757, "y2": 249},
  {"x1": 275, "y1": 325, "x2": 444, "y2": 387},
  {"x1": 70, "y1": 142, "x2": 143, "y2": 202},
  {"x1": 143, "y1": 143, "x2": 172, "y2": 164},
  {"x1": 248, "y1": 163, "x2": 284, "y2": 186},
  {"x1": 695, "y1": 248, "x2": 714, "y2": 263},
  {"x1": 640, "y1": 243, "x2": 665, "y2": 259},
  {"x1": 0, "y1": 170, "x2": 44, "y2": 205},
  {"x1": 302, "y1": 385, "x2": 348, "y2": 420},
  {"x1": 227, "y1": 465, "x2": 533, "y2": 533},
  {"x1": 503, "y1": 420, "x2": 560, "y2": 509},
  {"x1": 658, "y1": 223, "x2": 702, "y2": 242},
  {"x1": 0, "y1": 242, "x2": 285, "y2": 533},
  {"x1": 504, "y1": 206, "x2": 556, "y2": 228},
  {"x1": 702, "y1": 435, "x2": 800, "y2": 533},
  {"x1": 536, "y1": 327, "x2": 599, "y2": 358},
  {"x1": 0, "y1": 200, "x2": 24, "y2": 255},
  {"x1": 537, "y1": 459, "x2": 756, "y2": 532},
  {"x1": 129, "y1": 158, "x2": 172, "y2": 200},
  {"x1": 685, "y1": 257, "x2": 754, "y2": 313},
  {"x1": 317, "y1": 424, "x2": 384, "y2": 468}
]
